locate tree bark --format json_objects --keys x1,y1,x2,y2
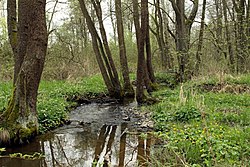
[
  {"x1": 115, "y1": 0, "x2": 134, "y2": 97},
  {"x1": 195, "y1": 0, "x2": 206, "y2": 73},
  {"x1": 170, "y1": 0, "x2": 198, "y2": 82},
  {"x1": 155, "y1": 0, "x2": 165, "y2": 69},
  {"x1": 232, "y1": 0, "x2": 247, "y2": 73},
  {"x1": 222, "y1": 0, "x2": 235, "y2": 72},
  {"x1": 78, "y1": 0, "x2": 122, "y2": 98},
  {"x1": 7, "y1": 0, "x2": 18, "y2": 83},
  {"x1": 1, "y1": 0, "x2": 48, "y2": 145},
  {"x1": 214, "y1": 0, "x2": 224, "y2": 60},
  {"x1": 145, "y1": 0, "x2": 155, "y2": 83},
  {"x1": 133, "y1": 0, "x2": 146, "y2": 103},
  {"x1": 91, "y1": 0, "x2": 121, "y2": 91}
]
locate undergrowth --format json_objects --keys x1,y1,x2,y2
[
  {"x1": 147, "y1": 74, "x2": 250, "y2": 166},
  {"x1": 0, "y1": 75, "x2": 106, "y2": 134}
]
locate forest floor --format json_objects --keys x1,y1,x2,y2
[{"x1": 0, "y1": 73, "x2": 250, "y2": 166}]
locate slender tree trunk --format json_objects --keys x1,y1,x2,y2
[
  {"x1": 78, "y1": 0, "x2": 121, "y2": 98},
  {"x1": 109, "y1": 0, "x2": 117, "y2": 45},
  {"x1": 215, "y1": 0, "x2": 224, "y2": 60},
  {"x1": 115, "y1": 0, "x2": 134, "y2": 97},
  {"x1": 1, "y1": 0, "x2": 48, "y2": 145},
  {"x1": 154, "y1": 0, "x2": 167, "y2": 69},
  {"x1": 222, "y1": 0, "x2": 235, "y2": 72},
  {"x1": 133, "y1": 0, "x2": 146, "y2": 103},
  {"x1": 195, "y1": 0, "x2": 206, "y2": 73},
  {"x1": 140, "y1": 0, "x2": 153, "y2": 93},
  {"x1": 162, "y1": 0, "x2": 173, "y2": 69},
  {"x1": 91, "y1": 0, "x2": 121, "y2": 91},
  {"x1": 145, "y1": 0, "x2": 155, "y2": 83}
]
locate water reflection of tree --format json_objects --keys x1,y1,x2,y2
[{"x1": 38, "y1": 123, "x2": 152, "y2": 167}]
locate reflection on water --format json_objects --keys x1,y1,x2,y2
[{"x1": 0, "y1": 103, "x2": 153, "y2": 167}]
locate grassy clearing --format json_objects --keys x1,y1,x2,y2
[
  {"x1": 0, "y1": 75, "x2": 106, "y2": 134},
  {"x1": 146, "y1": 74, "x2": 250, "y2": 166}
]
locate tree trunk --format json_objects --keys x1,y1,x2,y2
[
  {"x1": 161, "y1": 0, "x2": 173, "y2": 69},
  {"x1": 233, "y1": 0, "x2": 247, "y2": 73},
  {"x1": 91, "y1": 0, "x2": 121, "y2": 92},
  {"x1": 195, "y1": 0, "x2": 206, "y2": 73},
  {"x1": 154, "y1": 0, "x2": 166, "y2": 69},
  {"x1": 222, "y1": 0, "x2": 235, "y2": 72},
  {"x1": 214, "y1": 0, "x2": 224, "y2": 60},
  {"x1": 133, "y1": 0, "x2": 146, "y2": 103},
  {"x1": 78, "y1": 0, "x2": 122, "y2": 98},
  {"x1": 115, "y1": 0, "x2": 134, "y2": 97},
  {"x1": 7, "y1": 0, "x2": 18, "y2": 83},
  {"x1": 145, "y1": 0, "x2": 155, "y2": 83},
  {"x1": 1, "y1": 0, "x2": 47, "y2": 145},
  {"x1": 170, "y1": 0, "x2": 198, "y2": 82}
]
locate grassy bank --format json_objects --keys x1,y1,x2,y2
[
  {"x1": 146, "y1": 74, "x2": 250, "y2": 166},
  {"x1": 1, "y1": 74, "x2": 249, "y2": 166},
  {"x1": 0, "y1": 75, "x2": 106, "y2": 134}
]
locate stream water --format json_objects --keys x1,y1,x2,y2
[{"x1": 0, "y1": 103, "x2": 154, "y2": 167}]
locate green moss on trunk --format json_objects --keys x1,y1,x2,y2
[{"x1": 0, "y1": 89, "x2": 38, "y2": 146}]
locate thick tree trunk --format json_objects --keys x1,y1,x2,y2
[
  {"x1": 115, "y1": 0, "x2": 134, "y2": 97},
  {"x1": 233, "y1": 0, "x2": 247, "y2": 73},
  {"x1": 170, "y1": 0, "x2": 198, "y2": 82},
  {"x1": 1, "y1": 0, "x2": 47, "y2": 145},
  {"x1": 7, "y1": 0, "x2": 17, "y2": 83}
]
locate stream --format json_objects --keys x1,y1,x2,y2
[{"x1": 0, "y1": 102, "x2": 155, "y2": 167}]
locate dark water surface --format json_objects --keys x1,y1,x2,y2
[{"x1": 0, "y1": 103, "x2": 153, "y2": 167}]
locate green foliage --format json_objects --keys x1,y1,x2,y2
[
  {"x1": 0, "y1": 75, "x2": 106, "y2": 134},
  {"x1": 150, "y1": 74, "x2": 250, "y2": 166},
  {"x1": 155, "y1": 72, "x2": 178, "y2": 89},
  {"x1": 9, "y1": 152, "x2": 44, "y2": 159},
  {"x1": 38, "y1": 75, "x2": 106, "y2": 133},
  {"x1": 0, "y1": 148, "x2": 6, "y2": 155},
  {"x1": 154, "y1": 124, "x2": 250, "y2": 166},
  {"x1": 0, "y1": 82, "x2": 12, "y2": 113}
]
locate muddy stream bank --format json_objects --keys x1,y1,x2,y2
[{"x1": 0, "y1": 102, "x2": 156, "y2": 167}]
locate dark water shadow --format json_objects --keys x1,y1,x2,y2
[{"x1": 0, "y1": 103, "x2": 154, "y2": 167}]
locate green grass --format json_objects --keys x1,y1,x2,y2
[
  {"x1": 148, "y1": 74, "x2": 250, "y2": 166},
  {"x1": 0, "y1": 75, "x2": 106, "y2": 134},
  {"x1": 0, "y1": 81, "x2": 12, "y2": 112}
]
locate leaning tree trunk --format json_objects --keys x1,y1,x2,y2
[
  {"x1": 115, "y1": 0, "x2": 134, "y2": 97},
  {"x1": 78, "y1": 0, "x2": 122, "y2": 98},
  {"x1": 1, "y1": 0, "x2": 47, "y2": 145},
  {"x1": 91, "y1": 0, "x2": 121, "y2": 91}
]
